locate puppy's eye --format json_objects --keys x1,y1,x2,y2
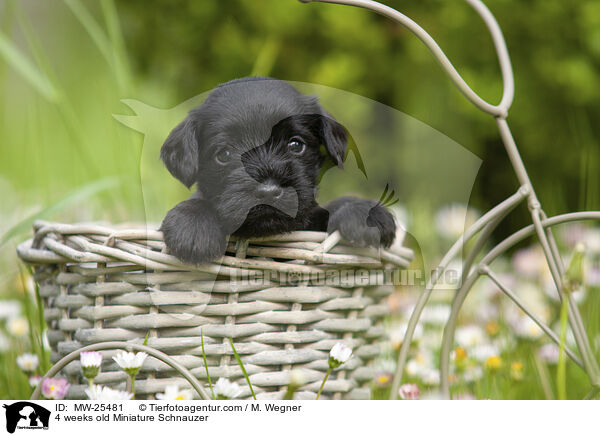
[
  {"x1": 215, "y1": 149, "x2": 232, "y2": 164},
  {"x1": 288, "y1": 137, "x2": 306, "y2": 154}
]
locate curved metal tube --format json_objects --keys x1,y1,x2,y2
[
  {"x1": 439, "y1": 212, "x2": 600, "y2": 396},
  {"x1": 30, "y1": 341, "x2": 212, "y2": 400},
  {"x1": 482, "y1": 212, "x2": 600, "y2": 266},
  {"x1": 439, "y1": 270, "x2": 481, "y2": 397},
  {"x1": 388, "y1": 187, "x2": 527, "y2": 398},
  {"x1": 539, "y1": 212, "x2": 599, "y2": 381},
  {"x1": 530, "y1": 209, "x2": 600, "y2": 380},
  {"x1": 482, "y1": 266, "x2": 584, "y2": 369},
  {"x1": 300, "y1": 0, "x2": 514, "y2": 117},
  {"x1": 441, "y1": 264, "x2": 584, "y2": 398}
]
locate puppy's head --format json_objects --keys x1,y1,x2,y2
[{"x1": 160, "y1": 77, "x2": 347, "y2": 235}]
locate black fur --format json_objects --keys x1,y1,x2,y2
[{"x1": 160, "y1": 77, "x2": 396, "y2": 264}]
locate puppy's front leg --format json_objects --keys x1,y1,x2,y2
[
  {"x1": 322, "y1": 196, "x2": 397, "y2": 248},
  {"x1": 160, "y1": 198, "x2": 227, "y2": 264}
]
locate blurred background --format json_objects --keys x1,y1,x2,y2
[{"x1": 0, "y1": 0, "x2": 599, "y2": 400}]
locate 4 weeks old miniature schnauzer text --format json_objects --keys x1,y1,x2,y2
[{"x1": 160, "y1": 77, "x2": 396, "y2": 264}]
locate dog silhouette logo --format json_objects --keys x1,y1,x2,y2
[{"x1": 2, "y1": 402, "x2": 50, "y2": 433}]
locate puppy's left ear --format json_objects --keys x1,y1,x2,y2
[
  {"x1": 319, "y1": 112, "x2": 347, "y2": 168},
  {"x1": 160, "y1": 115, "x2": 199, "y2": 188}
]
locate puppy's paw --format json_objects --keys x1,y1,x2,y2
[
  {"x1": 326, "y1": 197, "x2": 396, "y2": 248},
  {"x1": 160, "y1": 199, "x2": 227, "y2": 264}
]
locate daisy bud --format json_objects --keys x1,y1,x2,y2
[
  {"x1": 283, "y1": 369, "x2": 306, "y2": 400},
  {"x1": 288, "y1": 369, "x2": 306, "y2": 388},
  {"x1": 563, "y1": 243, "x2": 586, "y2": 294},
  {"x1": 80, "y1": 351, "x2": 102, "y2": 380},
  {"x1": 328, "y1": 342, "x2": 352, "y2": 369},
  {"x1": 7, "y1": 317, "x2": 29, "y2": 337}
]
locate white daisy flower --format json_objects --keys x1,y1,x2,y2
[
  {"x1": 86, "y1": 385, "x2": 132, "y2": 401},
  {"x1": 6, "y1": 317, "x2": 29, "y2": 337},
  {"x1": 214, "y1": 378, "x2": 242, "y2": 399},
  {"x1": 455, "y1": 325, "x2": 485, "y2": 349},
  {"x1": 405, "y1": 359, "x2": 421, "y2": 377},
  {"x1": 470, "y1": 344, "x2": 501, "y2": 362},
  {"x1": 329, "y1": 342, "x2": 352, "y2": 369},
  {"x1": 113, "y1": 351, "x2": 147, "y2": 375},
  {"x1": 16, "y1": 353, "x2": 39, "y2": 373},
  {"x1": 156, "y1": 384, "x2": 193, "y2": 400}
]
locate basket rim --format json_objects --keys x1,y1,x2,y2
[{"x1": 17, "y1": 220, "x2": 414, "y2": 274}]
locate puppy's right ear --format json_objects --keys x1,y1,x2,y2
[
  {"x1": 160, "y1": 116, "x2": 199, "y2": 188},
  {"x1": 320, "y1": 114, "x2": 347, "y2": 168}
]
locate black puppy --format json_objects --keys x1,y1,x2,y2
[{"x1": 160, "y1": 77, "x2": 396, "y2": 264}]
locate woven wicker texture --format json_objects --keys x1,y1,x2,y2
[{"x1": 17, "y1": 220, "x2": 413, "y2": 400}]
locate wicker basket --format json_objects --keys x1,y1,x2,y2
[{"x1": 17, "y1": 220, "x2": 413, "y2": 400}]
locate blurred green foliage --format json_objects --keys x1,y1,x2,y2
[{"x1": 1, "y1": 0, "x2": 599, "y2": 242}]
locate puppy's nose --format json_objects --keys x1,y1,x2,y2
[{"x1": 256, "y1": 180, "x2": 283, "y2": 202}]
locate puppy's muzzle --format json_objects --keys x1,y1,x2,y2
[{"x1": 256, "y1": 179, "x2": 283, "y2": 202}]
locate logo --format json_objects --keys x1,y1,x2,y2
[{"x1": 2, "y1": 402, "x2": 50, "y2": 433}]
